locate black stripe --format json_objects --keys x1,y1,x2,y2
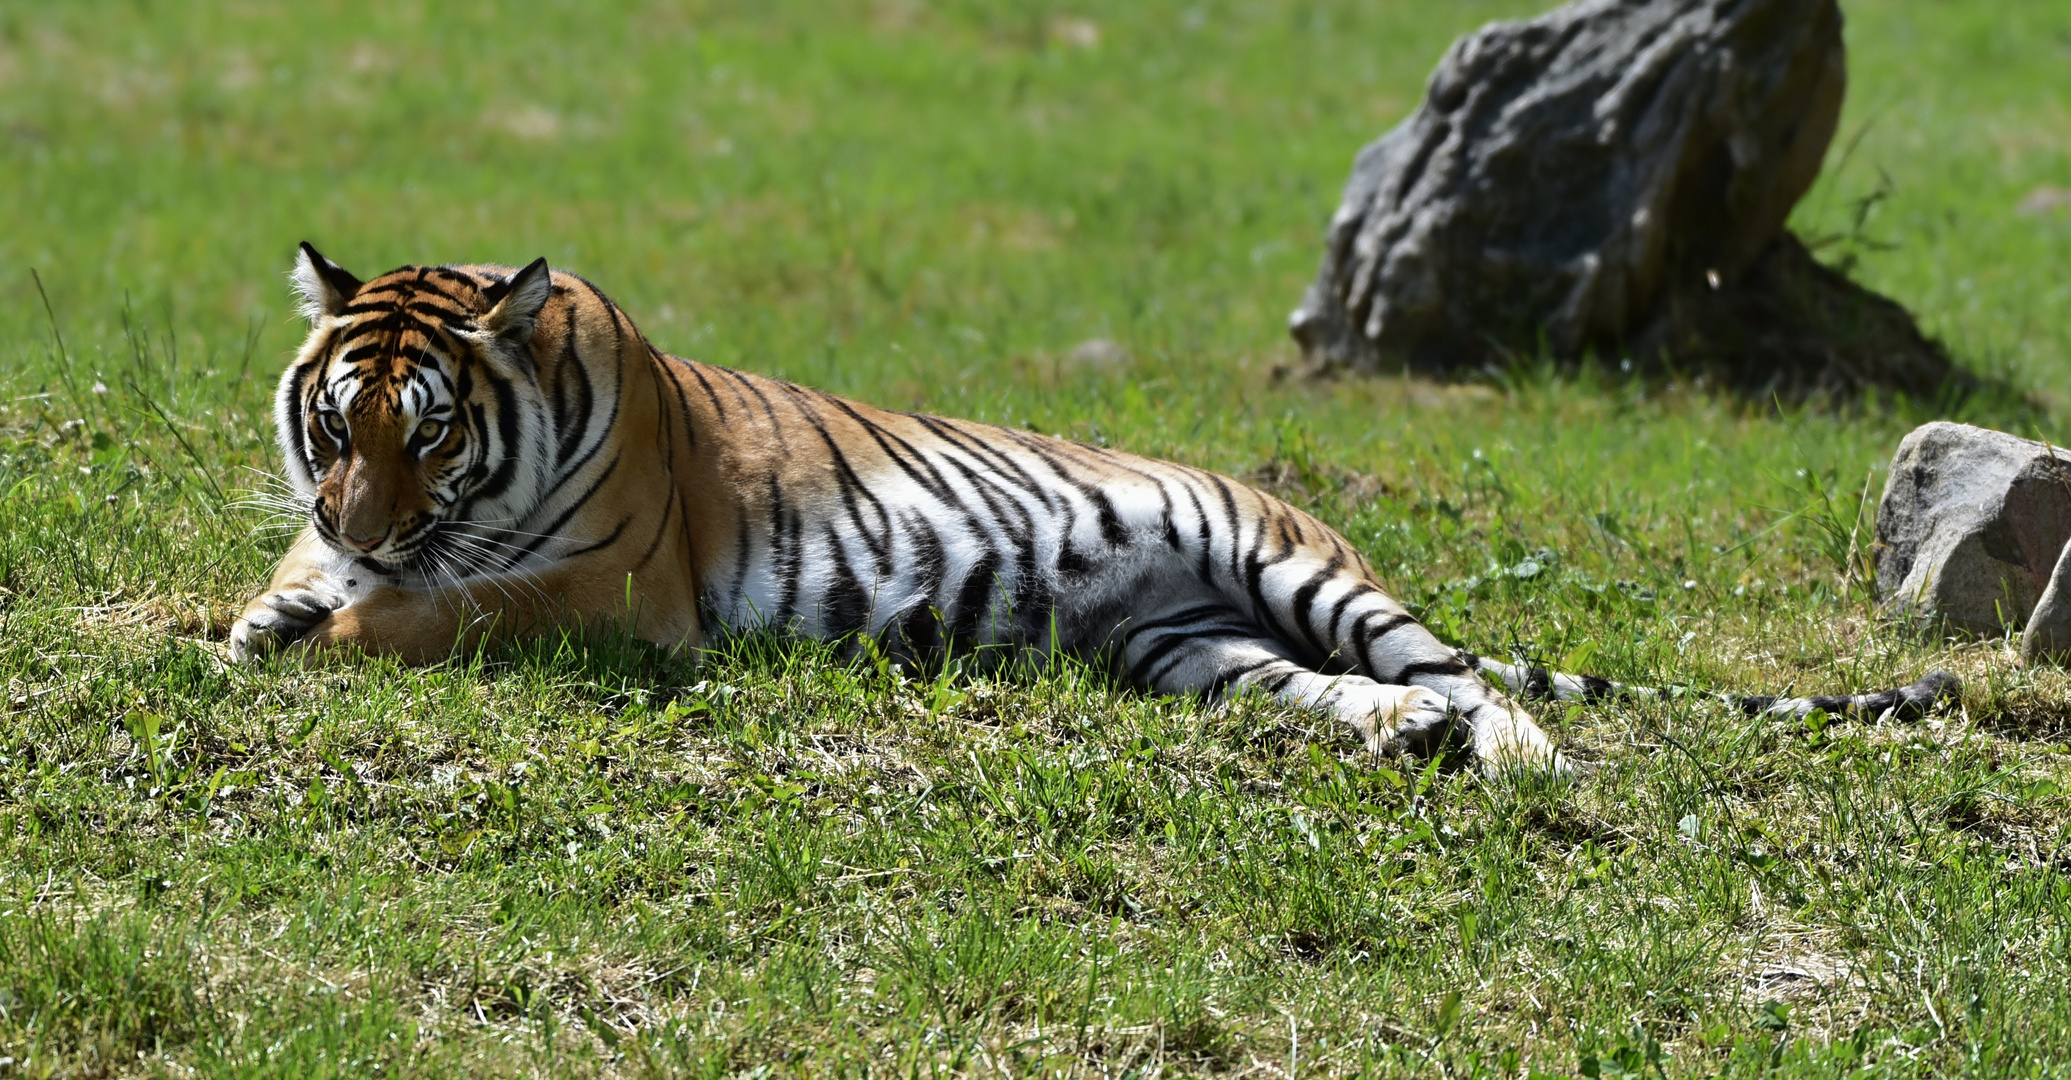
[
  {"x1": 912, "y1": 415, "x2": 1058, "y2": 508},
  {"x1": 685, "y1": 363, "x2": 728, "y2": 418},
  {"x1": 783, "y1": 386, "x2": 895, "y2": 571},
  {"x1": 1393, "y1": 658, "x2": 1472, "y2": 681},
  {"x1": 1088, "y1": 487, "x2": 1129, "y2": 548},
  {"x1": 824, "y1": 397, "x2": 960, "y2": 503},
  {"x1": 723, "y1": 365, "x2": 787, "y2": 437},
  {"x1": 1351, "y1": 612, "x2": 1416, "y2": 677},
  {"x1": 902, "y1": 508, "x2": 949, "y2": 604},
  {"x1": 1325, "y1": 583, "x2": 1381, "y2": 644},
  {"x1": 895, "y1": 600, "x2": 944, "y2": 659},
  {"x1": 525, "y1": 338, "x2": 623, "y2": 511},
  {"x1": 713, "y1": 364, "x2": 761, "y2": 417},
  {"x1": 1122, "y1": 604, "x2": 1235, "y2": 642},
  {"x1": 516, "y1": 451, "x2": 621, "y2": 558},
  {"x1": 282, "y1": 350, "x2": 331, "y2": 475},
  {"x1": 1211, "y1": 475, "x2": 1244, "y2": 590},
  {"x1": 1524, "y1": 664, "x2": 1554, "y2": 700},
  {"x1": 560, "y1": 514, "x2": 629, "y2": 560},
  {"x1": 770, "y1": 473, "x2": 802, "y2": 625},
  {"x1": 935, "y1": 446, "x2": 1032, "y2": 530},
  {"x1": 1142, "y1": 631, "x2": 1262, "y2": 688},
  {"x1": 1000, "y1": 431, "x2": 1141, "y2": 540},
  {"x1": 468, "y1": 363, "x2": 527, "y2": 503},
  {"x1": 1288, "y1": 558, "x2": 1342, "y2": 657},
  {"x1": 932, "y1": 455, "x2": 1035, "y2": 585},
  {"x1": 631, "y1": 482, "x2": 680, "y2": 571},
  {"x1": 1128, "y1": 631, "x2": 1199, "y2": 686},
  {"x1": 1184, "y1": 483, "x2": 1214, "y2": 584},
  {"x1": 947, "y1": 551, "x2": 1002, "y2": 646},
  {"x1": 552, "y1": 325, "x2": 593, "y2": 466},
  {"x1": 1204, "y1": 658, "x2": 1278, "y2": 701},
  {"x1": 1237, "y1": 517, "x2": 1297, "y2": 644},
  {"x1": 730, "y1": 510, "x2": 753, "y2": 618},
  {"x1": 819, "y1": 523, "x2": 870, "y2": 639},
  {"x1": 656, "y1": 352, "x2": 699, "y2": 449}
]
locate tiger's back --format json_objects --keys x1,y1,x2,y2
[{"x1": 674, "y1": 360, "x2": 1345, "y2": 658}]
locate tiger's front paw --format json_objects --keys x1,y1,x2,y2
[{"x1": 229, "y1": 586, "x2": 341, "y2": 662}]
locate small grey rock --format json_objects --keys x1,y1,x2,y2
[
  {"x1": 2016, "y1": 186, "x2": 2071, "y2": 218},
  {"x1": 1875, "y1": 422, "x2": 2071, "y2": 637},
  {"x1": 1067, "y1": 338, "x2": 1129, "y2": 367}
]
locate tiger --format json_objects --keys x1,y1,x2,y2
[{"x1": 230, "y1": 244, "x2": 1960, "y2": 772}]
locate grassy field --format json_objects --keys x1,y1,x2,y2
[{"x1": 5, "y1": 0, "x2": 2071, "y2": 1074}]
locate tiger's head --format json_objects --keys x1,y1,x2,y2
[{"x1": 278, "y1": 242, "x2": 556, "y2": 577}]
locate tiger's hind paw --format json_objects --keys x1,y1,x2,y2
[
  {"x1": 1345, "y1": 685, "x2": 1453, "y2": 755},
  {"x1": 229, "y1": 586, "x2": 341, "y2": 663},
  {"x1": 1475, "y1": 717, "x2": 1572, "y2": 778}
]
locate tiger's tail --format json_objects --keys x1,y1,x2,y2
[{"x1": 1460, "y1": 652, "x2": 1961, "y2": 722}]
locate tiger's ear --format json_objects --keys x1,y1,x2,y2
[
  {"x1": 290, "y1": 242, "x2": 362, "y2": 322},
  {"x1": 480, "y1": 258, "x2": 553, "y2": 343}
]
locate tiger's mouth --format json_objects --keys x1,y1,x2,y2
[
  {"x1": 312, "y1": 513, "x2": 440, "y2": 576},
  {"x1": 312, "y1": 500, "x2": 507, "y2": 586},
  {"x1": 377, "y1": 527, "x2": 442, "y2": 574}
]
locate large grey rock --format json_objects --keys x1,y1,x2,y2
[
  {"x1": 1875, "y1": 422, "x2": 2071, "y2": 637},
  {"x1": 1290, "y1": 0, "x2": 1845, "y2": 374}
]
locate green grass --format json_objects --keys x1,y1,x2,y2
[{"x1": 4, "y1": 0, "x2": 2071, "y2": 1074}]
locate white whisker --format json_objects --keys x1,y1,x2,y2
[
  {"x1": 441, "y1": 535, "x2": 551, "y2": 609},
  {"x1": 423, "y1": 530, "x2": 546, "y2": 615},
  {"x1": 449, "y1": 517, "x2": 589, "y2": 546}
]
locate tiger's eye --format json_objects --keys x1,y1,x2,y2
[
  {"x1": 416, "y1": 419, "x2": 445, "y2": 442},
  {"x1": 320, "y1": 410, "x2": 348, "y2": 439}
]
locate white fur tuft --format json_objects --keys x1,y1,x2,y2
[
  {"x1": 482, "y1": 258, "x2": 553, "y2": 340},
  {"x1": 289, "y1": 251, "x2": 332, "y2": 322},
  {"x1": 290, "y1": 243, "x2": 362, "y2": 322}
]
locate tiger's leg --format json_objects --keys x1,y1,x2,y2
[
  {"x1": 1121, "y1": 609, "x2": 1452, "y2": 754},
  {"x1": 1238, "y1": 557, "x2": 1564, "y2": 772},
  {"x1": 230, "y1": 529, "x2": 360, "y2": 662},
  {"x1": 231, "y1": 525, "x2": 518, "y2": 664},
  {"x1": 231, "y1": 528, "x2": 699, "y2": 664}
]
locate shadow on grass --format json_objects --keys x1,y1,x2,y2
[
  {"x1": 1429, "y1": 347, "x2": 2054, "y2": 435},
  {"x1": 1293, "y1": 232, "x2": 2058, "y2": 428},
  {"x1": 462, "y1": 620, "x2": 1142, "y2": 718}
]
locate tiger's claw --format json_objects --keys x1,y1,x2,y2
[{"x1": 229, "y1": 586, "x2": 341, "y2": 662}]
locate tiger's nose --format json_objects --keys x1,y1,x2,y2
[{"x1": 341, "y1": 529, "x2": 387, "y2": 552}]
